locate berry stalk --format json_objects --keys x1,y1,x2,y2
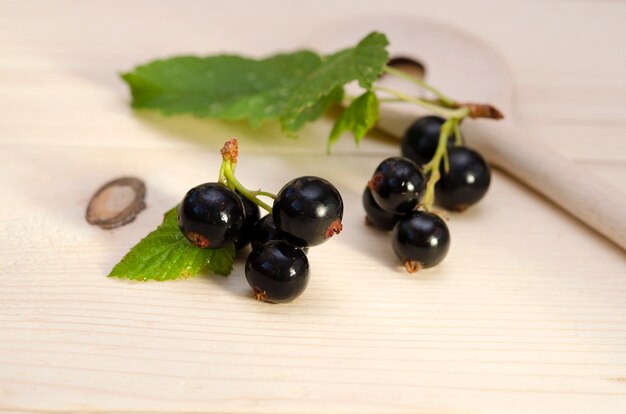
[
  {"x1": 383, "y1": 65, "x2": 456, "y2": 107},
  {"x1": 378, "y1": 69, "x2": 504, "y2": 120},
  {"x1": 452, "y1": 122, "x2": 463, "y2": 146},
  {"x1": 217, "y1": 139, "x2": 275, "y2": 214},
  {"x1": 375, "y1": 67, "x2": 501, "y2": 212},
  {"x1": 421, "y1": 118, "x2": 458, "y2": 211},
  {"x1": 373, "y1": 85, "x2": 469, "y2": 119}
]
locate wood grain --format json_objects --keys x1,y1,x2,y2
[
  {"x1": 463, "y1": 120, "x2": 626, "y2": 249},
  {"x1": 1, "y1": 1, "x2": 625, "y2": 413}
]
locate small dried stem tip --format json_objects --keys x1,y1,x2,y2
[
  {"x1": 220, "y1": 138, "x2": 239, "y2": 162},
  {"x1": 426, "y1": 99, "x2": 504, "y2": 120},
  {"x1": 253, "y1": 287, "x2": 268, "y2": 302},
  {"x1": 325, "y1": 219, "x2": 343, "y2": 239},
  {"x1": 186, "y1": 232, "x2": 210, "y2": 249},
  {"x1": 404, "y1": 260, "x2": 422, "y2": 273},
  {"x1": 367, "y1": 172, "x2": 384, "y2": 191},
  {"x1": 464, "y1": 103, "x2": 504, "y2": 120}
]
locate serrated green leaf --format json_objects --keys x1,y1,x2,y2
[
  {"x1": 122, "y1": 52, "x2": 322, "y2": 127},
  {"x1": 121, "y1": 31, "x2": 389, "y2": 138},
  {"x1": 108, "y1": 206, "x2": 235, "y2": 281},
  {"x1": 328, "y1": 91, "x2": 379, "y2": 151},
  {"x1": 284, "y1": 86, "x2": 344, "y2": 137},
  {"x1": 280, "y1": 32, "x2": 389, "y2": 134}
]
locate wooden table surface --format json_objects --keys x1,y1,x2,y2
[{"x1": 1, "y1": 1, "x2": 625, "y2": 412}]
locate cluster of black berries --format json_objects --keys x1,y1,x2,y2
[
  {"x1": 364, "y1": 115, "x2": 491, "y2": 272},
  {"x1": 178, "y1": 173, "x2": 343, "y2": 303}
]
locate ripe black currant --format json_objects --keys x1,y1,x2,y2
[
  {"x1": 250, "y1": 214, "x2": 309, "y2": 253},
  {"x1": 401, "y1": 115, "x2": 454, "y2": 165},
  {"x1": 436, "y1": 147, "x2": 491, "y2": 212},
  {"x1": 245, "y1": 241, "x2": 310, "y2": 303},
  {"x1": 392, "y1": 211, "x2": 450, "y2": 272},
  {"x1": 368, "y1": 157, "x2": 425, "y2": 214},
  {"x1": 249, "y1": 214, "x2": 279, "y2": 251},
  {"x1": 235, "y1": 190, "x2": 261, "y2": 250},
  {"x1": 273, "y1": 176, "x2": 343, "y2": 247},
  {"x1": 362, "y1": 187, "x2": 400, "y2": 231},
  {"x1": 178, "y1": 182, "x2": 244, "y2": 249}
]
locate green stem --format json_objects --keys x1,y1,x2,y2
[
  {"x1": 421, "y1": 170, "x2": 440, "y2": 212},
  {"x1": 218, "y1": 163, "x2": 227, "y2": 187},
  {"x1": 442, "y1": 149, "x2": 450, "y2": 174},
  {"x1": 252, "y1": 190, "x2": 277, "y2": 200},
  {"x1": 452, "y1": 122, "x2": 463, "y2": 146},
  {"x1": 373, "y1": 86, "x2": 469, "y2": 119},
  {"x1": 222, "y1": 160, "x2": 273, "y2": 213},
  {"x1": 421, "y1": 118, "x2": 457, "y2": 211},
  {"x1": 377, "y1": 97, "x2": 405, "y2": 103},
  {"x1": 383, "y1": 66, "x2": 456, "y2": 107}
]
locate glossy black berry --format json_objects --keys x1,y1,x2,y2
[
  {"x1": 362, "y1": 187, "x2": 401, "y2": 231},
  {"x1": 178, "y1": 182, "x2": 244, "y2": 249},
  {"x1": 250, "y1": 215, "x2": 309, "y2": 253},
  {"x1": 234, "y1": 191, "x2": 261, "y2": 250},
  {"x1": 273, "y1": 176, "x2": 343, "y2": 247},
  {"x1": 436, "y1": 147, "x2": 491, "y2": 212},
  {"x1": 401, "y1": 115, "x2": 454, "y2": 165},
  {"x1": 392, "y1": 211, "x2": 450, "y2": 272},
  {"x1": 245, "y1": 241, "x2": 310, "y2": 303},
  {"x1": 249, "y1": 214, "x2": 279, "y2": 251},
  {"x1": 368, "y1": 157, "x2": 425, "y2": 214}
]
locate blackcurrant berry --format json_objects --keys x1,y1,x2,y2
[
  {"x1": 436, "y1": 147, "x2": 491, "y2": 212},
  {"x1": 178, "y1": 183, "x2": 244, "y2": 249},
  {"x1": 362, "y1": 187, "x2": 401, "y2": 231},
  {"x1": 401, "y1": 116, "x2": 454, "y2": 165},
  {"x1": 250, "y1": 214, "x2": 309, "y2": 253},
  {"x1": 245, "y1": 241, "x2": 310, "y2": 303},
  {"x1": 392, "y1": 211, "x2": 450, "y2": 272},
  {"x1": 249, "y1": 214, "x2": 279, "y2": 251},
  {"x1": 368, "y1": 157, "x2": 425, "y2": 214},
  {"x1": 234, "y1": 190, "x2": 261, "y2": 250},
  {"x1": 273, "y1": 176, "x2": 343, "y2": 247}
]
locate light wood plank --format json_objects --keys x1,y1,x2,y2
[{"x1": 1, "y1": 147, "x2": 626, "y2": 412}]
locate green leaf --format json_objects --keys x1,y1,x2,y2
[
  {"x1": 108, "y1": 207, "x2": 235, "y2": 281},
  {"x1": 328, "y1": 91, "x2": 379, "y2": 151},
  {"x1": 284, "y1": 86, "x2": 344, "y2": 137},
  {"x1": 121, "y1": 32, "x2": 389, "y2": 136},
  {"x1": 280, "y1": 32, "x2": 389, "y2": 134},
  {"x1": 121, "y1": 51, "x2": 322, "y2": 127}
]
